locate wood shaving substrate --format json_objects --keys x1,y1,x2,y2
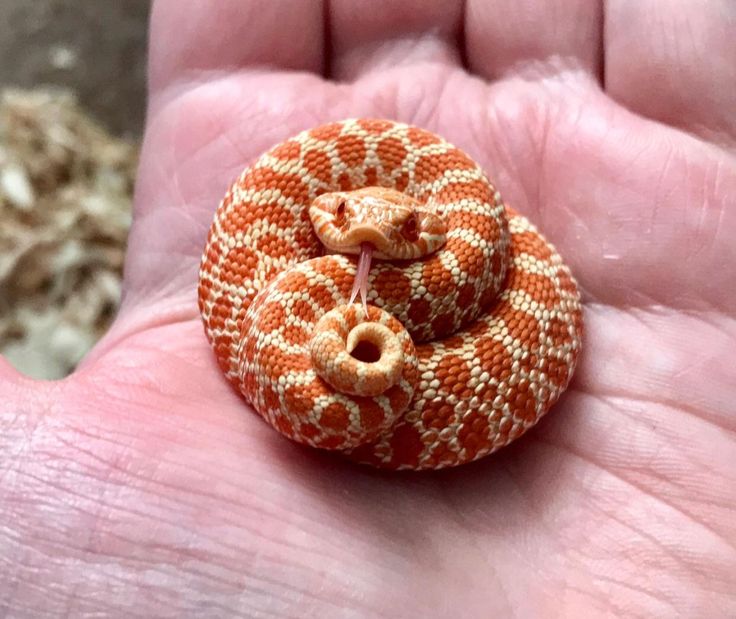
[{"x1": 0, "y1": 89, "x2": 138, "y2": 379}]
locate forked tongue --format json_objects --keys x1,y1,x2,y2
[{"x1": 349, "y1": 242, "x2": 373, "y2": 315}]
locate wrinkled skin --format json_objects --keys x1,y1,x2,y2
[{"x1": 1, "y1": 1, "x2": 735, "y2": 617}]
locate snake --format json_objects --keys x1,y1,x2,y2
[{"x1": 198, "y1": 119, "x2": 582, "y2": 470}]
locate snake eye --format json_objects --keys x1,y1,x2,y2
[
  {"x1": 335, "y1": 199, "x2": 347, "y2": 225},
  {"x1": 402, "y1": 215, "x2": 419, "y2": 241}
]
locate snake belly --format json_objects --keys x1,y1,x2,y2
[{"x1": 198, "y1": 119, "x2": 583, "y2": 470}]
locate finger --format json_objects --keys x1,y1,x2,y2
[
  {"x1": 523, "y1": 96, "x2": 736, "y2": 313},
  {"x1": 465, "y1": 0, "x2": 603, "y2": 82},
  {"x1": 605, "y1": 0, "x2": 736, "y2": 146},
  {"x1": 149, "y1": 0, "x2": 326, "y2": 92},
  {"x1": 329, "y1": 0, "x2": 464, "y2": 81}
]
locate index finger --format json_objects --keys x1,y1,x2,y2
[{"x1": 149, "y1": 0, "x2": 326, "y2": 94}]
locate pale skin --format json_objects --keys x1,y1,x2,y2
[{"x1": 1, "y1": 0, "x2": 735, "y2": 616}]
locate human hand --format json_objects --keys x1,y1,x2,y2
[{"x1": 2, "y1": 1, "x2": 734, "y2": 616}]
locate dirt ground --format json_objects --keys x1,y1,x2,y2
[
  {"x1": 0, "y1": 0, "x2": 150, "y2": 137},
  {"x1": 0, "y1": 2, "x2": 149, "y2": 378}
]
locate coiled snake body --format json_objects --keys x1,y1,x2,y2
[{"x1": 198, "y1": 119, "x2": 582, "y2": 470}]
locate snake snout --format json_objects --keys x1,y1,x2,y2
[
  {"x1": 342, "y1": 223, "x2": 392, "y2": 254},
  {"x1": 309, "y1": 187, "x2": 447, "y2": 261}
]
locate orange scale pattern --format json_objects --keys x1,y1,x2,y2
[{"x1": 198, "y1": 119, "x2": 583, "y2": 470}]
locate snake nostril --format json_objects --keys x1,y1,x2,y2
[{"x1": 350, "y1": 340, "x2": 381, "y2": 363}]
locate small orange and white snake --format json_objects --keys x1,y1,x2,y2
[{"x1": 198, "y1": 119, "x2": 582, "y2": 470}]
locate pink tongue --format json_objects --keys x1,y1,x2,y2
[{"x1": 349, "y1": 242, "x2": 373, "y2": 314}]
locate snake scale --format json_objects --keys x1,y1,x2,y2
[{"x1": 198, "y1": 119, "x2": 582, "y2": 470}]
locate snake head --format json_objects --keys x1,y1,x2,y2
[{"x1": 309, "y1": 187, "x2": 446, "y2": 260}]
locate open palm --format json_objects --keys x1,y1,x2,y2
[{"x1": 2, "y1": 1, "x2": 734, "y2": 616}]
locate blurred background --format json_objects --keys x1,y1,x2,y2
[{"x1": 0, "y1": 0, "x2": 150, "y2": 379}]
